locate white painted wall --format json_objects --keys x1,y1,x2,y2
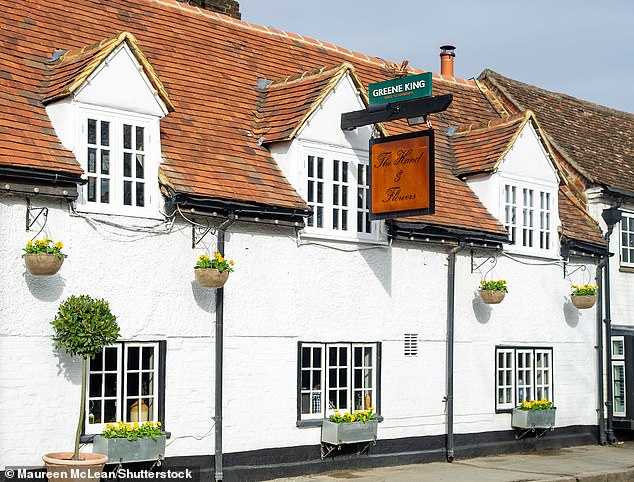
[{"x1": 0, "y1": 191, "x2": 599, "y2": 467}]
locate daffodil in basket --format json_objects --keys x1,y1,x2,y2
[
  {"x1": 570, "y1": 284, "x2": 598, "y2": 309},
  {"x1": 22, "y1": 238, "x2": 67, "y2": 275},
  {"x1": 194, "y1": 252, "x2": 235, "y2": 289},
  {"x1": 478, "y1": 279, "x2": 508, "y2": 304}
]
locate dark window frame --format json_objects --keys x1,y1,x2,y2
[{"x1": 80, "y1": 340, "x2": 166, "y2": 442}]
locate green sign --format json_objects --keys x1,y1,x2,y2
[{"x1": 368, "y1": 72, "x2": 432, "y2": 107}]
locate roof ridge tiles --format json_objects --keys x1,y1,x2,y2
[
  {"x1": 151, "y1": 0, "x2": 479, "y2": 88},
  {"x1": 265, "y1": 62, "x2": 354, "y2": 88},
  {"x1": 452, "y1": 110, "x2": 531, "y2": 136},
  {"x1": 482, "y1": 69, "x2": 634, "y2": 119}
]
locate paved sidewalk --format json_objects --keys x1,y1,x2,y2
[{"x1": 268, "y1": 442, "x2": 634, "y2": 481}]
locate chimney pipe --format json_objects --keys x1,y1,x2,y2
[{"x1": 440, "y1": 45, "x2": 456, "y2": 77}]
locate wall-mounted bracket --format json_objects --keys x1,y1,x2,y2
[
  {"x1": 563, "y1": 262, "x2": 587, "y2": 279},
  {"x1": 192, "y1": 224, "x2": 216, "y2": 249},
  {"x1": 471, "y1": 250, "x2": 497, "y2": 274},
  {"x1": 26, "y1": 197, "x2": 49, "y2": 238}
]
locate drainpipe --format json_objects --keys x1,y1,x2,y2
[
  {"x1": 446, "y1": 240, "x2": 466, "y2": 462},
  {"x1": 601, "y1": 202, "x2": 622, "y2": 445},
  {"x1": 596, "y1": 256, "x2": 608, "y2": 444},
  {"x1": 215, "y1": 212, "x2": 236, "y2": 482}
]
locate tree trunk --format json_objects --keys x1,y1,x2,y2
[{"x1": 74, "y1": 357, "x2": 87, "y2": 460}]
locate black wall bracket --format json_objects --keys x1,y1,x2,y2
[{"x1": 341, "y1": 94, "x2": 453, "y2": 131}]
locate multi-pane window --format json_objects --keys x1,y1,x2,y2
[
  {"x1": 304, "y1": 150, "x2": 377, "y2": 240},
  {"x1": 86, "y1": 341, "x2": 163, "y2": 434},
  {"x1": 86, "y1": 119, "x2": 111, "y2": 204},
  {"x1": 620, "y1": 215, "x2": 634, "y2": 266},
  {"x1": 504, "y1": 185, "x2": 517, "y2": 243},
  {"x1": 495, "y1": 347, "x2": 553, "y2": 411},
  {"x1": 612, "y1": 337, "x2": 626, "y2": 417},
  {"x1": 504, "y1": 183, "x2": 554, "y2": 252},
  {"x1": 81, "y1": 112, "x2": 155, "y2": 215},
  {"x1": 299, "y1": 342, "x2": 379, "y2": 420}
]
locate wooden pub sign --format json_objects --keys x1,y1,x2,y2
[{"x1": 369, "y1": 130, "x2": 435, "y2": 220}]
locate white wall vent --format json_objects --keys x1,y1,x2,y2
[{"x1": 404, "y1": 333, "x2": 418, "y2": 356}]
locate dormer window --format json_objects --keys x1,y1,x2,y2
[{"x1": 79, "y1": 109, "x2": 159, "y2": 216}]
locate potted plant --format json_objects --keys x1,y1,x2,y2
[
  {"x1": 194, "y1": 253, "x2": 235, "y2": 289},
  {"x1": 511, "y1": 399, "x2": 556, "y2": 429},
  {"x1": 23, "y1": 238, "x2": 67, "y2": 275},
  {"x1": 93, "y1": 421, "x2": 166, "y2": 464},
  {"x1": 321, "y1": 408, "x2": 378, "y2": 445},
  {"x1": 571, "y1": 284, "x2": 598, "y2": 309},
  {"x1": 478, "y1": 279, "x2": 507, "y2": 304},
  {"x1": 44, "y1": 295, "x2": 120, "y2": 480}
]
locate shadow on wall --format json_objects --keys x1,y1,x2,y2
[
  {"x1": 52, "y1": 342, "x2": 82, "y2": 384},
  {"x1": 472, "y1": 292, "x2": 493, "y2": 324},
  {"x1": 360, "y1": 246, "x2": 392, "y2": 296},
  {"x1": 563, "y1": 297, "x2": 580, "y2": 328},
  {"x1": 191, "y1": 280, "x2": 216, "y2": 313},
  {"x1": 24, "y1": 271, "x2": 65, "y2": 302}
]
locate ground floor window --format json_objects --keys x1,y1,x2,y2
[
  {"x1": 298, "y1": 342, "x2": 380, "y2": 420},
  {"x1": 612, "y1": 336, "x2": 626, "y2": 417},
  {"x1": 495, "y1": 346, "x2": 553, "y2": 411},
  {"x1": 85, "y1": 341, "x2": 166, "y2": 434}
]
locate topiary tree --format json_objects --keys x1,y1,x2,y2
[{"x1": 51, "y1": 295, "x2": 120, "y2": 460}]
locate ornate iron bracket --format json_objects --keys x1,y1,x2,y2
[
  {"x1": 514, "y1": 426, "x2": 554, "y2": 440},
  {"x1": 471, "y1": 250, "x2": 497, "y2": 274},
  {"x1": 26, "y1": 197, "x2": 49, "y2": 238},
  {"x1": 191, "y1": 224, "x2": 216, "y2": 249},
  {"x1": 563, "y1": 262, "x2": 587, "y2": 279}
]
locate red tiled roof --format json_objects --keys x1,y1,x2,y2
[
  {"x1": 479, "y1": 69, "x2": 634, "y2": 193},
  {"x1": 254, "y1": 63, "x2": 379, "y2": 144},
  {"x1": 451, "y1": 111, "x2": 530, "y2": 176},
  {"x1": 42, "y1": 32, "x2": 174, "y2": 111},
  {"x1": 0, "y1": 0, "x2": 509, "y2": 234},
  {"x1": 559, "y1": 185, "x2": 607, "y2": 248}
]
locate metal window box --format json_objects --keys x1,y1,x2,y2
[
  {"x1": 321, "y1": 420, "x2": 378, "y2": 445},
  {"x1": 511, "y1": 409, "x2": 556, "y2": 429},
  {"x1": 93, "y1": 435, "x2": 166, "y2": 464}
]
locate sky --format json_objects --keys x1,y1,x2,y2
[{"x1": 238, "y1": 0, "x2": 634, "y2": 114}]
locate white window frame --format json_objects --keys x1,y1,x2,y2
[
  {"x1": 500, "y1": 175, "x2": 557, "y2": 258},
  {"x1": 495, "y1": 347, "x2": 553, "y2": 411},
  {"x1": 299, "y1": 141, "x2": 384, "y2": 244},
  {"x1": 85, "y1": 341, "x2": 161, "y2": 435},
  {"x1": 77, "y1": 105, "x2": 161, "y2": 218},
  {"x1": 298, "y1": 342, "x2": 379, "y2": 421},
  {"x1": 620, "y1": 213, "x2": 634, "y2": 267},
  {"x1": 122, "y1": 342, "x2": 160, "y2": 424},
  {"x1": 612, "y1": 336, "x2": 626, "y2": 417}
]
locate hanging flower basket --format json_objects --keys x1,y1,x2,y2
[
  {"x1": 571, "y1": 295, "x2": 597, "y2": 309},
  {"x1": 478, "y1": 280, "x2": 508, "y2": 305},
  {"x1": 194, "y1": 253, "x2": 234, "y2": 289},
  {"x1": 570, "y1": 284, "x2": 598, "y2": 310},
  {"x1": 195, "y1": 268, "x2": 229, "y2": 288},
  {"x1": 23, "y1": 239, "x2": 66, "y2": 276}
]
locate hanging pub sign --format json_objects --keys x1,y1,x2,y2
[
  {"x1": 369, "y1": 130, "x2": 434, "y2": 220},
  {"x1": 368, "y1": 72, "x2": 432, "y2": 107}
]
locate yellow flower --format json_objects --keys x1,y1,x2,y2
[
  {"x1": 199, "y1": 254, "x2": 206, "y2": 260},
  {"x1": 229, "y1": 260, "x2": 235, "y2": 266},
  {"x1": 126, "y1": 424, "x2": 132, "y2": 430},
  {"x1": 480, "y1": 280, "x2": 485, "y2": 285},
  {"x1": 55, "y1": 241, "x2": 63, "y2": 249},
  {"x1": 133, "y1": 422, "x2": 139, "y2": 428},
  {"x1": 26, "y1": 241, "x2": 33, "y2": 248},
  {"x1": 157, "y1": 421, "x2": 162, "y2": 427}
]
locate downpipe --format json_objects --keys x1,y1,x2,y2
[
  {"x1": 446, "y1": 241, "x2": 466, "y2": 462},
  {"x1": 604, "y1": 253, "x2": 617, "y2": 444},
  {"x1": 215, "y1": 212, "x2": 236, "y2": 482},
  {"x1": 595, "y1": 256, "x2": 608, "y2": 445}
]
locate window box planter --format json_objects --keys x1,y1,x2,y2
[
  {"x1": 93, "y1": 435, "x2": 166, "y2": 464},
  {"x1": 195, "y1": 268, "x2": 229, "y2": 289},
  {"x1": 321, "y1": 419, "x2": 378, "y2": 445},
  {"x1": 479, "y1": 290, "x2": 505, "y2": 304},
  {"x1": 24, "y1": 253, "x2": 64, "y2": 276},
  {"x1": 511, "y1": 408, "x2": 556, "y2": 430},
  {"x1": 571, "y1": 295, "x2": 597, "y2": 309}
]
